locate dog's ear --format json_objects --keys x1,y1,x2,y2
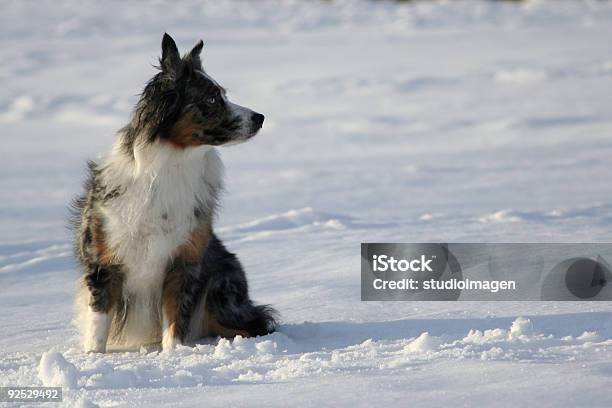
[
  {"x1": 160, "y1": 33, "x2": 181, "y2": 75},
  {"x1": 186, "y1": 40, "x2": 204, "y2": 69}
]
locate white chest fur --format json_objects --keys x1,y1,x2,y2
[{"x1": 99, "y1": 141, "x2": 223, "y2": 295}]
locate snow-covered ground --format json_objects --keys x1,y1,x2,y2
[{"x1": 1, "y1": 0, "x2": 612, "y2": 406}]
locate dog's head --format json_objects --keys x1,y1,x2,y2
[{"x1": 133, "y1": 33, "x2": 264, "y2": 148}]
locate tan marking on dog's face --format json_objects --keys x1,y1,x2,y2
[
  {"x1": 174, "y1": 224, "x2": 212, "y2": 261},
  {"x1": 165, "y1": 112, "x2": 205, "y2": 148},
  {"x1": 206, "y1": 310, "x2": 250, "y2": 339}
]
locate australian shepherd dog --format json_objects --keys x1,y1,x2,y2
[{"x1": 71, "y1": 33, "x2": 277, "y2": 352}]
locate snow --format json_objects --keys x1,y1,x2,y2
[
  {"x1": 25, "y1": 316, "x2": 612, "y2": 406},
  {"x1": 403, "y1": 332, "x2": 441, "y2": 354},
  {"x1": 1, "y1": 0, "x2": 612, "y2": 406},
  {"x1": 38, "y1": 351, "x2": 79, "y2": 389}
]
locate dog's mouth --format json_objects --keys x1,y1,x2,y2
[
  {"x1": 223, "y1": 112, "x2": 264, "y2": 144},
  {"x1": 245, "y1": 128, "x2": 260, "y2": 140}
]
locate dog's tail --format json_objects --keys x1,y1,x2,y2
[
  {"x1": 240, "y1": 303, "x2": 278, "y2": 337},
  {"x1": 208, "y1": 299, "x2": 278, "y2": 338}
]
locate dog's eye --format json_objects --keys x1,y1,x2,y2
[{"x1": 207, "y1": 97, "x2": 216, "y2": 105}]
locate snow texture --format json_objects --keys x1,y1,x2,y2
[{"x1": 1, "y1": 0, "x2": 612, "y2": 406}]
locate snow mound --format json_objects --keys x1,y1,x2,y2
[
  {"x1": 38, "y1": 351, "x2": 79, "y2": 389},
  {"x1": 404, "y1": 332, "x2": 442, "y2": 353},
  {"x1": 463, "y1": 317, "x2": 535, "y2": 344},
  {"x1": 509, "y1": 316, "x2": 534, "y2": 339}
]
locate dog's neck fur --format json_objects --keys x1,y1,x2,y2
[{"x1": 102, "y1": 131, "x2": 224, "y2": 214}]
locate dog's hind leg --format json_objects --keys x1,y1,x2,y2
[
  {"x1": 203, "y1": 234, "x2": 277, "y2": 338},
  {"x1": 161, "y1": 259, "x2": 208, "y2": 350}
]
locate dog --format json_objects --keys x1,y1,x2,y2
[{"x1": 71, "y1": 33, "x2": 277, "y2": 352}]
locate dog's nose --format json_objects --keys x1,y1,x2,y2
[{"x1": 251, "y1": 113, "x2": 265, "y2": 130}]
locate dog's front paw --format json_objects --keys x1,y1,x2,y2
[
  {"x1": 162, "y1": 332, "x2": 181, "y2": 351},
  {"x1": 161, "y1": 320, "x2": 182, "y2": 351},
  {"x1": 84, "y1": 308, "x2": 110, "y2": 353},
  {"x1": 84, "y1": 338, "x2": 107, "y2": 353}
]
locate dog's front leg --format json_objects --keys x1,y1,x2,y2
[
  {"x1": 161, "y1": 275, "x2": 180, "y2": 350},
  {"x1": 84, "y1": 264, "x2": 121, "y2": 353},
  {"x1": 84, "y1": 307, "x2": 111, "y2": 353},
  {"x1": 161, "y1": 261, "x2": 203, "y2": 350}
]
